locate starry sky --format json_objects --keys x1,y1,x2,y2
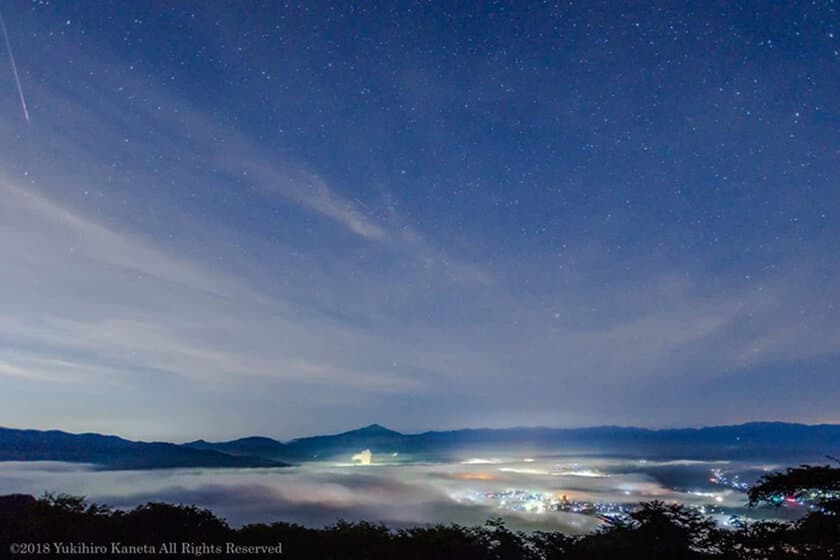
[{"x1": 0, "y1": 1, "x2": 838, "y2": 441}]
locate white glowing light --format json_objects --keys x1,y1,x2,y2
[
  {"x1": 554, "y1": 470, "x2": 606, "y2": 478},
  {"x1": 462, "y1": 458, "x2": 503, "y2": 465},
  {"x1": 499, "y1": 467, "x2": 550, "y2": 475},
  {"x1": 351, "y1": 449, "x2": 372, "y2": 465}
]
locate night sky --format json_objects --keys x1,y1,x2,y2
[{"x1": 0, "y1": 1, "x2": 837, "y2": 440}]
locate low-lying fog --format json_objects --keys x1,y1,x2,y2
[{"x1": 0, "y1": 453, "x2": 803, "y2": 532}]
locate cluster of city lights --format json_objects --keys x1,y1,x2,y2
[
  {"x1": 462, "y1": 488, "x2": 633, "y2": 519},
  {"x1": 709, "y1": 468, "x2": 750, "y2": 491}
]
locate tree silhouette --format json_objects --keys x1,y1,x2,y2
[
  {"x1": 744, "y1": 464, "x2": 840, "y2": 559},
  {"x1": 4, "y1": 466, "x2": 840, "y2": 560},
  {"x1": 568, "y1": 501, "x2": 721, "y2": 559},
  {"x1": 748, "y1": 464, "x2": 840, "y2": 514}
]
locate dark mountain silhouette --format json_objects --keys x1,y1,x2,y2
[
  {"x1": 185, "y1": 436, "x2": 289, "y2": 459},
  {"x1": 3, "y1": 422, "x2": 840, "y2": 469},
  {"x1": 283, "y1": 423, "x2": 405, "y2": 459},
  {"x1": 0, "y1": 427, "x2": 288, "y2": 469},
  {"x1": 184, "y1": 424, "x2": 404, "y2": 461},
  {"x1": 185, "y1": 421, "x2": 840, "y2": 463}
]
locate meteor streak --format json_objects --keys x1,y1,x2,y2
[{"x1": 0, "y1": 7, "x2": 30, "y2": 122}]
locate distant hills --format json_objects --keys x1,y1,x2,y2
[
  {"x1": 185, "y1": 422, "x2": 840, "y2": 462},
  {"x1": 0, "y1": 428, "x2": 288, "y2": 469},
  {"x1": 186, "y1": 422, "x2": 840, "y2": 463},
  {"x1": 2, "y1": 422, "x2": 840, "y2": 469},
  {"x1": 184, "y1": 424, "x2": 404, "y2": 463}
]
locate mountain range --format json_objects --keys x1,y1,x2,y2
[
  {"x1": 2, "y1": 422, "x2": 840, "y2": 470},
  {"x1": 0, "y1": 428, "x2": 288, "y2": 469},
  {"x1": 187, "y1": 422, "x2": 840, "y2": 463}
]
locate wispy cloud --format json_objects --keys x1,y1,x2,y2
[
  {"x1": 221, "y1": 155, "x2": 389, "y2": 241},
  {"x1": 3, "y1": 161, "x2": 839, "y2": 436},
  {"x1": 0, "y1": 177, "x2": 417, "y2": 392},
  {"x1": 0, "y1": 18, "x2": 837, "y2": 439}
]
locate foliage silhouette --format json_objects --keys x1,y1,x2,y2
[{"x1": 2, "y1": 465, "x2": 840, "y2": 558}]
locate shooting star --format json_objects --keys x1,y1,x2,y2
[{"x1": 0, "y1": 7, "x2": 30, "y2": 122}]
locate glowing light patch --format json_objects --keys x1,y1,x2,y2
[
  {"x1": 554, "y1": 470, "x2": 606, "y2": 478},
  {"x1": 462, "y1": 458, "x2": 503, "y2": 465},
  {"x1": 456, "y1": 473, "x2": 495, "y2": 481},
  {"x1": 351, "y1": 449, "x2": 372, "y2": 465},
  {"x1": 498, "y1": 467, "x2": 550, "y2": 475}
]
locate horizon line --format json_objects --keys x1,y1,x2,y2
[{"x1": 3, "y1": 419, "x2": 840, "y2": 446}]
